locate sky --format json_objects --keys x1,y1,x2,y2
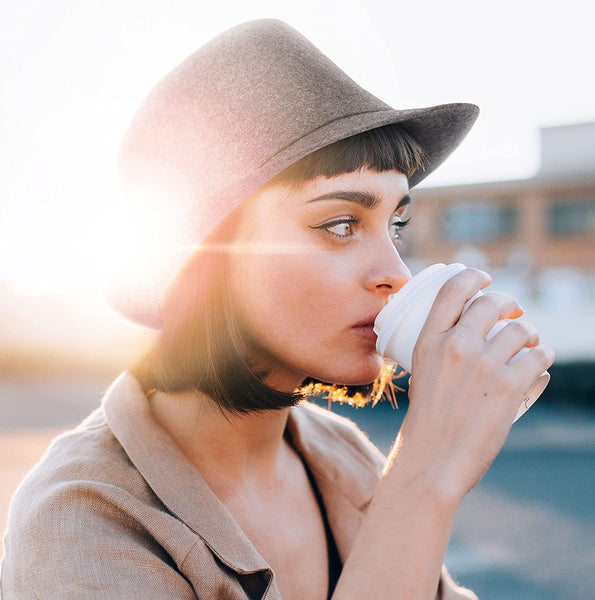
[{"x1": 1, "y1": 0, "x2": 594, "y2": 296}]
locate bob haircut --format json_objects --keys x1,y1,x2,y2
[{"x1": 132, "y1": 123, "x2": 426, "y2": 412}]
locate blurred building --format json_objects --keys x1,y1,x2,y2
[
  {"x1": 406, "y1": 121, "x2": 595, "y2": 360},
  {"x1": 408, "y1": 122, "x2": 595, "y2": 301}
]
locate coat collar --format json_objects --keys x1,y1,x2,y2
[
  {"x1": 285, "y1": 402, "x2": 384, "y2": 562},
  {"x1": 103, "y1": 372, "x2": 382, "y2": 576}
]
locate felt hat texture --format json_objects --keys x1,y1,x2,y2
[{"x1": 112, "y1": 18, "x2": 479, "y2": 328}]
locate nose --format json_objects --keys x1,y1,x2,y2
[{"x1": 363, "y1": 240, "x2": 412, "y2": 297}]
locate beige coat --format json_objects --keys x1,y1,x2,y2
[{"x1": 1, "y1": 372, "x2": 477, "y2": 599}]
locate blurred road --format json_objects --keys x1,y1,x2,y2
[{"x1": 1, "y1": 375, "x2": 594, "y2": 599}]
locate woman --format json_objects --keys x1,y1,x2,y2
[{"x1": 1, "y1": 19, "x2": 554, "y2": 599}]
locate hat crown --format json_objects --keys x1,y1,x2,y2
[{"x1": 119, "y1": 20, "x2": 389, "y2": 222}]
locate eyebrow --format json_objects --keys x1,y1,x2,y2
[{"x1": 306, "y1": 190, "x2": 412, "y2": 211}]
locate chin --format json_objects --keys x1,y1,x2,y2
[{"x1": 321, "y1": 353, "x2": 384, "y2": 387}]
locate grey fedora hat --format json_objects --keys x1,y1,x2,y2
[{"x1": 111, "y1": 18, "x2": 478, "y2": 329}]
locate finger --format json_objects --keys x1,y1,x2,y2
[
  {"x1": 487, "y1": 319, "x2": 540, "y2": 360},
  {"x1": 422, "y1": 268, "x2": 492, "y2": 334},
  {"x1": 507, "y1": 343, "x2": 556, "y2": 382},
  {"x1": 458, "y1": 291, "x2": 524, "y2": 339}
]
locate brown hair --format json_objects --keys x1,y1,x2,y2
[{"x1": 132, "y1": 124, "x2": 425, "y2": 412}]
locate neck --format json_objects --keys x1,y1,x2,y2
[{"x1": 148, "y1": 387, "x2": 292, "y2": 492}]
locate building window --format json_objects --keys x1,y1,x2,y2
[
  {"x1": 442, "y1": 201, "x2": 518, "y2": 242},
  {"x1": 548, "y1": 198, "x2": 595, "y2": 236}
]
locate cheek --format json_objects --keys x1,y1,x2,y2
[{"x1": 235, "y1": 251, "x2": 347, "y2": 331}]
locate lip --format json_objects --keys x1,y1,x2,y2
[
  {"x1": 352, "y1": 312, "x2": 382, "y2": 341},
  {"x1": 353, "y1": 311, "x2": 382, "y2": 328},
  {"x1": 352, "y1": 323, "x2": 377, "y2": 341}
]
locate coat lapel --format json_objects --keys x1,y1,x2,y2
[
  {"x1": 286, "y1": 402, "x2": 385, "y2": 563},
  {"x1": 103, "y1": 373, "x2": 275, "y2": 583}
]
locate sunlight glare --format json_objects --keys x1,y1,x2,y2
[{"x1": 3, "y1": 132, "x2": 124, "y2": 297}]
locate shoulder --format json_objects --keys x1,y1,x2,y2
[
  {"x1": 4, "y1": 407, "x2": 156, "y2": 551},
  {"x1": 10, "y1": 407, "x2": 151, "y2": 510},
  {"x1": 2, "y1": 408, "x2": 197, "y2": 598}
]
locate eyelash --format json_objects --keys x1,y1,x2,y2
[
  {"x1": 390, "y1": 216, "x2": 411, "y2": 241},
  {"x1": 311, "y1": 217, "x2": 359, "y2": 239},
  {"x1": 311, "y1": 216, "x2": 411, "y2": 241}
]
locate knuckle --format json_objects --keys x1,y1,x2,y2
[
  {"x1": 510, "y1": 320, "x2": 540, "y2": 345},
  {"x1": 444, "y1": 330, "x2": 472, "y2": 360},
  {"x1": 464, "y1": 266, "x2": 490, "y2": 282},
  {"x1": 436, "y1": 277, "x2": 464, "y2": 301},
  {"x1": 482, "y1": 291, "x2": 514, "y2": 308},
  {"x1": 524, "y1": 322, "x2": 540, "y2": 344},
  {"x1": 534, "y1": 344, "x2": 556, "y2": 366},
  {"x1": 438, "y1": 268, "x2": 487, "y2": 297},
  {"x1": 506, "y1": 320, "x2": 526, "y2": 335}
]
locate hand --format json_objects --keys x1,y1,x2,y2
[{"x1": 396, "y1": 268, "x2": 555, "y2": 505}]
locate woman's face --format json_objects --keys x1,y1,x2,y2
[{"x1": 228, "y1": 167, "x2": 412, "y2": 392}]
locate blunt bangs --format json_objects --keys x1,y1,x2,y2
[{"x1": 271, "y1": 123, "x2": 427, "y2": 186}]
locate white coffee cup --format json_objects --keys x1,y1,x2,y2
[{"x1": 374, "y1": 263, "x2": 550, "y2": 422}]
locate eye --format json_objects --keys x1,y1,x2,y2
[
  {"x1": 311, "y1": 217, "x2": 359, "y2": 239},
  {"x1": 389, "y1": 216, "x2": 411, "y2": 242}
]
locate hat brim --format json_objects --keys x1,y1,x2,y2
[{"x1": 259, "y1": 102, "x2": 480, "y2": 189}]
